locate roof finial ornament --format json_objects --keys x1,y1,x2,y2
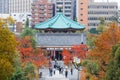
[{"x1": 57, "y1": 5, "x2": 63, "y2": 12}]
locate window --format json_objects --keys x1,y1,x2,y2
[
  {"x1": 80, "y1": 19, "x2": 83, "y2": 21},
  {"x1": 80, "y1": 3, "x2": 83, "y2": 5},
  {"x1": 80, "y1": 14, "x2": 83, "y2": 16},
  {"x1": 65, "y1": 10, "x2": 71, "y2": 12},
  {"x1": 65, "y1": 2, "x2": 71, "y2": 5},
  {"x1": 80, "y1": 8, "x2": 83, "y2": 10}
]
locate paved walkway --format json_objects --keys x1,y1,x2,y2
[{"x1": 39, "y1": 68, "x2": 79, "y2": 80}]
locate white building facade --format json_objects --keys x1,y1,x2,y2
[
  {"x1": 9, "y1": 0, "x2": 33, "y2": 13},
  {"x1": 55, "y1": 0, "x2": 76, "y2": 20},
  {"x1": 0, "y1": 13, "x2": 32, "y2": 32},
  {"x1": 88, "y1": 2, "x2": 118, "y2": 29},
  {"x1": 10, "y1": 13, "x2": 31, "y2": 23},
  {"x1": 0, "y1": 0, "x2": 9, "y2": 14}
]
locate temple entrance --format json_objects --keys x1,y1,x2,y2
[
  {"x1": 55, "y1": 51, "x2": 63, "y2": 60},
  {"x1": 46, "y1": 48, "x2": 64, "y2": 61}
]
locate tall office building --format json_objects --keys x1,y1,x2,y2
[
  {"x1": 55, "y1": 0, "x2": 76, "y2": 20},
  {"x1": 77, "y1": 0, "x2": 118, "y2": 29},
  {"x1": 0, "y1": 0, "x2": 9, "y2": 14},
  {"x1": 31, "y1": 0, "x2": 54, "y2": 27},
  {"x1": 33, "y1": 0, "x2": 38, "y2": 2},
  {"x1": 77, "y1": 0, "x2": 88, "y2": 29},
  {"x1": 88, "y1": 2, "x2": 118, "y2": 29},
  {"x1": 48, "y1": 0, "x2": 56, "y2": 3},
  {"x1": 9, "y1": 0, "x2": 33, "y2": 13}
]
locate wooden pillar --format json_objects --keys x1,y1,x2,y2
[
  {"x1": 51, "y1": 50, "x2": 54, "y2": 60},
  {"x1": 50, "y1": 50, "x2": 52, "y2": 58},
  {"x1": 53, "y1": 48, "x2": 56, "y2": 60}
]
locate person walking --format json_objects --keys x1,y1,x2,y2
[
  {"x1": 61, "y1": 67, "x2": 63, "y2": 74},
  {"x1": 70, "y1": 68, "x2": 73, "y2": 75},
  {"x1": 53, "y1": 68, "x2": 55, "y2": 75},
  {"x1": 49, "y1": 59, "x2": 53, "y2": 76},
  {"x1": 65, "y1": 68, "x2": 68, "y2": 78},
  {"x1": 54, "y1": 59, "x2": 58, "y2": 69},
  {"x1": 49, "y1": 68, "x2": 53, "y2": 76}
]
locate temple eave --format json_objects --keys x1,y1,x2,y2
[
  {"x1": 36, "y1": 46, "x2": 72, "y2": 48},
  {"x1": 35, "y1": 28, "x2": 85, "y2": 30}
]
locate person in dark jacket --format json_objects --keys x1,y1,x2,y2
[
  {"x1": 65, "y1": 68, "x2": 68, "y2": 78},
  {"x1": 70, "y1": 68, "x2": 73, "y2": 75}
]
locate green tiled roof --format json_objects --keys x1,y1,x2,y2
[{"x1": 35, "y1": 13, "x2": 85, "y2": 29}]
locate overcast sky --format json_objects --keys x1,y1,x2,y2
[{"x1": 95, "y1": 0, "x2": 120, "y2": 8}]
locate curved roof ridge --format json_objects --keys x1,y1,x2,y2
[
  {"x1": 62, "y1": 14, "x2": 85, "y2": 27},
  {"x1": 60, "y1": 14, "x2": 85, "y2": 29},
  {"x1": 60, "y1": 14, "x2": 70, "y2": 28},
  {"x1": 50, "y1": 13, "x2": 69, "y2": 29},
  {"x1": 35, "y1": 12, "x2": 85, "y2": 29},
  {"x1": 49, "y1": 13, "x2": 61, "y2": 27}
]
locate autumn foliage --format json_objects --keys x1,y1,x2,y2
[
  {"x1": 62, "y1": 43, "x2": 88, "y2": 65},
  {"x1": 18, "y1": 36, "x2": 47, "y2": 67},
  {"x1": 62, "y1": 48, "x2": 71, "y2": 65},
  {"x1": 86, "y1": 23, "x2": 120, "y2": 79},
  {"x1": 0, "y1": 19, "x2": 17, "y2": 80},
  {"x1": 71, "y1": 43, "x2": 88, "y2": 59}
]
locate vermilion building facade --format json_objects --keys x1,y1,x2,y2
[{"x1": 31, "y1": 0, "x2": 54, "y2": 27}]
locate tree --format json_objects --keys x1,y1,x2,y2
[
  {"x1": 23, "y1": 62, "x2": 35, "y2": 80},
  {"x1": 17, "y1": 36, "x2": 48, "y2": 80},
  {"x1": 85, "y1": 23, "x2": 120, "y2": 79},
  {"x1": 87, "y1": 17, "x2": 106, "y2": 49},
  {"x1": 20, "y1": 27, "x2": 36, "y2": 38},
  {"x1": 62, "y1": 48, "x2": 71, "y2": 65},
  {"x1": 0, "y1": 18, "x2": 7, "y2": 27},
  {"x1": 7, "y1": 16, "x2": 15, "y2": 25},
  {"x1": 87, "y1": 33, "x2": 97, "y2": 49},
  {"x1": 89, "y1": 28, "x2": 98, "y2": 34},
  {"x1": 25, "y1": 18, "x2": 29, "y2": 28},
  {"x1": 20, "y1": 17, "x2": 37, "y2": 38},
  {"x1": 18, "y1": 36, "x2": 48, "y2": 80},
  {"x1": 20, "y1": 26, "x2": 37, "y2": 48},
  {"x1": 10, "y1": 67, "x2": 26, "y2": 80},
  {"x1": 110, "y1": 10, "x2": 120, "y2": 23},
  {"x1": 9, "y1": 53, "x2": 27, "y2": 80},
  {"x1": 97, "y1": 17, "x2": 107, "y2": 34},
  {"x1": 0, "y1": 18, "x2": 17, "y2": 80},
  {"x1": 71, "y1": 43, "x2": 88, "y2": 59},
  {"x1": 18, "y1": 36, "x2": 47, "y2": 67},
  {"x1": 105, "y1": 43, "x2": 120, "y2": 80},
  {"x1": 99, "y1": 17, "x2": 105, "y2": 25},
  {"x1": 7, "y1": 16, "x2": 16, "y2": 32},
  {"x1": 0, "y1": 57, "x2": 14, "y2": 80}
]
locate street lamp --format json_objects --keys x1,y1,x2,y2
[{"x1": 72, "y1": 57, "x2": 81, "y2": 80}]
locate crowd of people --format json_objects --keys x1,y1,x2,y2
[{"x1": 49, "y1": 59, "x2": 73, "y2": 78}]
